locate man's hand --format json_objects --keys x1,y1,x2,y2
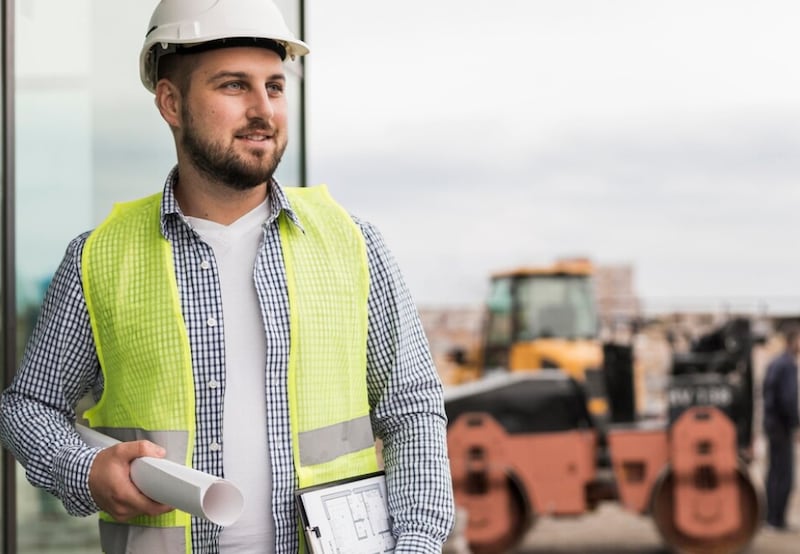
[{"x1": 89, "y1": 440, "x2": 174, "y2": 521}]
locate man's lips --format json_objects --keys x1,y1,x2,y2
[
  {"x1": 235, "y1": 126, "x2": 275, "y2": 141},
  {"x1": 236, "y1": 133, "x2": 273, "y2": 141}
]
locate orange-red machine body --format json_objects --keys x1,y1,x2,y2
[
  {"x1": 446, "y1": 375, "x2": 762, "y2": 554},
  {"x1": 444, "y1": 261, "x2": 761, "y2": 554}
]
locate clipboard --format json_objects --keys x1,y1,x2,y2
[{"x1": 295, "y1": 471, "x2": 396, "y2": 554}]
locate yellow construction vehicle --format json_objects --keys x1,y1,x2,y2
[
  {"x1": 448, "y1": 258, "x2": 623, "y2": 419},
  {"x1": 444, "y1": 260, "x2": 762, "y2": 554}
]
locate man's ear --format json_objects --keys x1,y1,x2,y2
[{"x1": 155, "y1": 79, "x2": 182, "y2": 128}]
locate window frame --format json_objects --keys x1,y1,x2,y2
[{"x1": 1, "y1": 0, "x2": 16, "y2": 552}]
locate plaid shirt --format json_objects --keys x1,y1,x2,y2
[{"x1": 0, "y1": 168, "x2": 454, "y2": 553}]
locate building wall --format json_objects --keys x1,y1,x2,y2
[{"x1": 594, "y1": 263, "x2": 641, "y2": 325}]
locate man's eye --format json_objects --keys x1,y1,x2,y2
[
  {"x1": 267, "y1": 83, "x2": 284, "y2": 95},
  {"x1": 224, "y1": 82, "x2": 243, "y2": 91}
]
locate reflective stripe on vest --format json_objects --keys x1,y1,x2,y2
[{"x1": 81, "y1": 186, "x2": 378, "y2": 553}]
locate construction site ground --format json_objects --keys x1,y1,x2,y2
[{"x1": 515, "y1": 487, "x2": 799, "y2": 553}]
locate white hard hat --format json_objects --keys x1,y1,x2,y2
[{"x1": 140, "y1": 0, "x2": 310, "y2": 93}]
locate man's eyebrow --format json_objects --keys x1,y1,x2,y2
[{"x1": 207, "y1": 70, "x2": 286, "y2": 83}]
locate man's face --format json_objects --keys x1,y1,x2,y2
[{"x1": 177, "y1": 47, "x2": 288, "y2": 190}]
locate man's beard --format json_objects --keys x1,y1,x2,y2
[{"x1": 181, "y1": 107, "x2": 286, "y2": 191}]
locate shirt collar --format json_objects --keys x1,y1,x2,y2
[{"x1": 158, "y1": 165, "x2": 305, "y2": 238}]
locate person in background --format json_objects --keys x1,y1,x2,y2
[
  {"x1": 763, "y1": 324, "x2": 800, "y2": 531},
  {"x1": 0, "y1": 0, "x2": 455, "y2": 552}
]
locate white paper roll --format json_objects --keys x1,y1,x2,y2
[{"x1": 76, "y1": 424, "x2": 244, "y2": 526}]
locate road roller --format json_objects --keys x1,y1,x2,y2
[{"x1": 444, "y1": 318, "x2": 763, "y2": 554}]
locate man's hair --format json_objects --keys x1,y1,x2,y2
[{"x1": 156, "y1": 53, "x2": 195, "y2": 96}]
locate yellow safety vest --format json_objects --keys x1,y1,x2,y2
[{"x1": 82, "y1": 186, "x2": 378, "y2": 553}]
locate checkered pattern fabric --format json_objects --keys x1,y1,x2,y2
[{"x1": 0, "y1": 167, "x2": 454, "y2": 553}]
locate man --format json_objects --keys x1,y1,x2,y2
[
  {"x1": 0, "y1": 0, "x2": 455, "y2": 552},
  {"x1": 763, "y1": 325, "x2": 800, "y2": 531}
]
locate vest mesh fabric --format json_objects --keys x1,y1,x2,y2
[
  {"x1": 281, "y1": 186, "x2": 378, "y2": 487},
  {"x1": 82, "y1": 193, "x2": 194, "y2": 535}
]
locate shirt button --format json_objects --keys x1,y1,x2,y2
[
  {"x1": 200, "y1": 260, "x2": 211, "y2": 270},
  {"x1": 210, "y1": 442, "x2": 221, "y2": 452},
  {"x1": 208, "y1": 379, "x2": 219, "y2": 389},
  {"x1": 207, "y1": 317, "x2": 217, "y2": 327}
]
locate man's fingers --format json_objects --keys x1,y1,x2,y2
[
  {"x1": 112, "y1": 495, "x2": 173, "y2": 521},
  {"x1": 119, "y1": 439, "x2": 167, "y2": 461}
]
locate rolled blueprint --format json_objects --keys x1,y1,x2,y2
[{"x1": 76, "y1": 424, "x2": 244, "y2": 526}]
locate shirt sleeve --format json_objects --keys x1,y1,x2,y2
[
  {"x1": 0, "y1": 234, "x2": 104, "y2": 516},
  {"x1": 357, "y1": 218, "x2": 455, "y2": 552}
]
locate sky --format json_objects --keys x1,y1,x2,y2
[
  {"x1": 13, "y1": 0, "x2": 800, "y2": 315},
  {"x1": 304, "y1": 0, "x2": 800, "y2": 313}
]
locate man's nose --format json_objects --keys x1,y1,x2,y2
[{"x1": 247, "y1": 88, "x2": 275, "y2": 119}]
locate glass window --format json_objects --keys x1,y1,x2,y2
[
  {"x1": 483, "y1": 277, "x2": 513, "y2": 369},
  {"x1": 515, "y1": 275, "x2": 599, "y2": 340},
  {"x1": 13, "y1": 1, "x2": 305, "y2": 551}
]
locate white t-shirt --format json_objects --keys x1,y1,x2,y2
[{"x1": 187, "y1": 201, "x2": 272, "y2": 551}]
